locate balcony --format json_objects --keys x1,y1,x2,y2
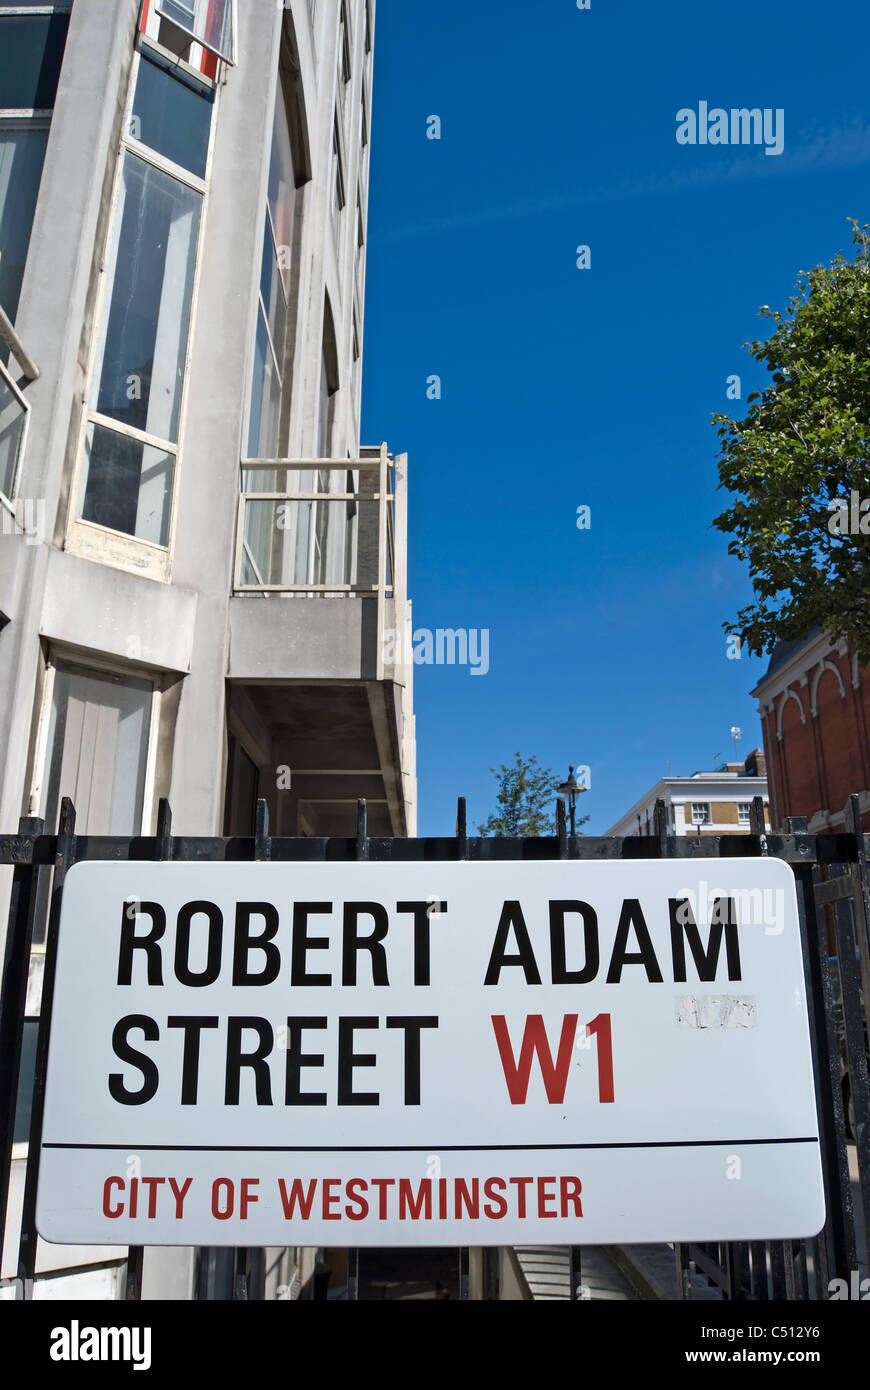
[{"x1": 227, "y1": 445, "x2": 416, "y2": 838}]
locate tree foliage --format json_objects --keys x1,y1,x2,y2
[
  {"x1": 478, "y1": 752, "x2": 589, "y2": 838},
  {"x1": 713, "y1": 221, "x2": 870, "y2": 663}
]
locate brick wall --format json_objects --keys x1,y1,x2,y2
[{"x1": 758, "y1": 644, "x2": 870, "y2": 830}]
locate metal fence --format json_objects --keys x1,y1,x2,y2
[
  {"x1": 1, "y1": 794, "x2": 868, "y2": 1300},
  {"x1": 676, "y1": 795, "x2": 870, "y2": 1301}
]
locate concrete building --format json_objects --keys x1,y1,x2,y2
[
  {"x1": 751, "y1": 631, "x2": 870, "y2": 833},
  {"x1": 604, "y1": 750, "x2": 770, "y2": 838},
  {"x1": 0, "y1": 0, "x2": 415, "y2": 1299}
]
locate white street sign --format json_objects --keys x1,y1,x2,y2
[{"x1": 37, "y1": 858, "x2": 825, "y2": 1247}]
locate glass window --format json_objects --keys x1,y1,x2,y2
[
  {"x1": 247, "y1": 93, "x2": 294, "y2": 458},
  {"x1": 267, "y1": 96, "x2": 295, "y2": 295},
  {"x1": 0, "y1": 119, "x2": 48, "y2": 318},
  {"x1": 80, "y1": 421, "x2": 175, "y2": 545},
  {"x1": 339, "y1": 4, "x2": 351, "y2": 111},
  {"x1": 0, "y1": 13, "x2": 69, "y2": 110},
  {"x1": 247, "y1": 309, "x2": 281, "y2": 460},
  {"x1": 155, "y1": 0, "x2": 234, "y2": 65},
  {"x1": 260, "y1": 216, "x2": 287, "y2": 374},
  {"x1": 91, "y1": 155, "x2": 201, "y2": 444},
  {"x1": 0, "y1": 359, "x2": 29, "y2": 503},
  {"x1": 42, "y1": 663, "x2": 153, "y2": 836},
  {"x1": 691, "y1": 803, "x2": 711, "y2": 826},
  {"x1": 130, "y1": 54, "x2": 213, "y2": 179},
  {"x1": 738, "y1": 803, "x2": 752, "y2": 825},
  {"x1": 0, "y1": 9, "x2": 69, "y2": 319},
  {"x1": 331, "y1": 121, "x2": 344, "y2": 222}
]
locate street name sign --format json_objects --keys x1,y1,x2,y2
[{"x1": 37, "y1": 858, "x2": 825, "y2": 1246}]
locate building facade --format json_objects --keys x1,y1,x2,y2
[
  {"x1": 604, "y1": 750, "x2": 770, "y2": 838},
  {"x1": 752, "y1": 631, "x2": 870, "y2": 832},
  {"x1": 0, "y1": 0, "x2": 416, "y2": 1299}
]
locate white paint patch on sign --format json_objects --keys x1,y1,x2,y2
[
  {"x1": 37, "y1": 859, "x2": 825, "y2": 1247},
  {"x1": 675, "y1": 996, "x2": 758, "y2": 1029}
]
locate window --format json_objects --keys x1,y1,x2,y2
[
  {"x1": 352, "y1": 310, "x2": 361, "y2": 405},
  {"x1": 691, "y1": 802, "x2": 711, "y2": 826},
  {"x1": 290, "y1": 337, "x2": 335, "y2": 590},
  {"x1": 75, "y1": 53, "x2": 211, "y2": 552},
  {"x1": 153, "y1": 0, "x2": 235, "y2": 66},
  {"x1": 0, "y1": 9, "x2": 69, "y2": 108},
  {"x1": 131, "y1": 50, "x2": 214, "y2": 178},
  {"x1": 0, "y1": 358, "x2": 30, "y2": 507},
  {"x1": 738, "y1": 802, "x2": 752, "y2": 826},
  {"x1": 331, "y1": 116, "x2": 345, "y2": 229},
  {"x1": 291, "y1": 348, "x2": 331, "y2": 586},
  {"x1": 0, "y1": 120, "x2": 49, "y2": 320},
  {"x1": 80, "y1": 157, "x2": 201, "y2": 544},
  {"x1": 248, "y1": 88, "x2": 295, "y2": 460},
  {"x1": 40, "y1": 661, "x2": 155, "y2": 836},
  {"x1": 339, "y1": 2, "x2": 352, "y2": 116},
  {"x1": 0, "y1": 6, "x2": 70, "y2": 320}
]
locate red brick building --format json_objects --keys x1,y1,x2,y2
[{"x1": 752, "y1": 630, "x2": 870, "y2": 831}]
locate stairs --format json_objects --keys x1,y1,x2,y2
[{"x1": 514, "y1": 1246, "x2": 640, "y2": 1301}]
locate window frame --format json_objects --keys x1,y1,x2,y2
[
  {"x1": 0, "y1": 3, "x2": 70, "y2": 325},
  {"x1": 242, "y1": 15, "x2": 312, "y2": 473},
  {"x1": 252, "y1": 204, "x2": 289, "y2": 453},
  {"x1": 737, "y1": 802, "x2": 753, "y2": 826},
  {"x1": 0, "y1": 354, "x2": 31, "y2": 511},
  {"x1": 0, "y1": 3, "x2": 62, "y2": 513},
  {"x1": 65, "y1": 40, "x2": 217, "y2": 580},
  {"x1": 339, "y1": 1, "x2": 352, "y2": 106},
  {"x1": 691, "y1": 802, "x2": 712, "y2": 826},
  {"x1": 244, "y1": 67, "x2": 298, "y2": 464},
  {"x1": 331, "y1": 109, "x2": 346, "y2": 255},
  {"x1": 152, "y1": 0, "x2": 238, "y2": 68},
  {"x1": 29, "y1": 648, "x2": 162, "y2": 862}
]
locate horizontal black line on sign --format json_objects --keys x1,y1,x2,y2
[{"x1": 42, "y1": 1138, "x2": 820, "y2": 1154}]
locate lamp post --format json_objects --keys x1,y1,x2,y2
[{"x1": 558, "y1": 766, "x2": 586, "y2": 837}]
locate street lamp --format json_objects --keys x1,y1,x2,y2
[{"x1": 558, "y1": 766, "x2": 586, "y2": 837}]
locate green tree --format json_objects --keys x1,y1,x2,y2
[
  {"x1": 478, "y1": 752, "x2": 588, "y2": 838},
  {"x1": 713, "y1": 221, "x2": 870, "y2": 663}
]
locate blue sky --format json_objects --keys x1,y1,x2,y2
[{"x1": 361, "y1": 0, "x2": 870, "y2": 837}]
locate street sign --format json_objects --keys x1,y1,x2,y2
[{"x1": 37, "y1": 858, "x2": 825, "y2": 1247}]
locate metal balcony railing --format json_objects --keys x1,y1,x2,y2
[
  {"x1": 233, "y1": 445, "x2": 408, "y2": 683},
  {"x1": 234, "y1": 445, "x2": 402, "y2": 599}
]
